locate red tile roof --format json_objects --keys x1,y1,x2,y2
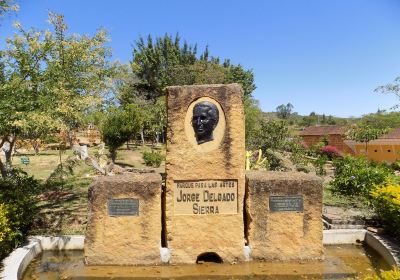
[{"x1": 299, "y1": 125, "x2": 348, "y2": 136}]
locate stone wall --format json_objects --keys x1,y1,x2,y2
[
  {"x1": 246, "y1": 171, "x2": 323, "y2": 261},
  {"x1": 302, "y1": 134, "x2": 354, "y2": 154}
]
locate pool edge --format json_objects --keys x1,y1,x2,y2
[{"x1": 1, "y1": 231, "x2": 399, "y2": 280}]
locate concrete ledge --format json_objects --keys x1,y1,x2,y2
[
  {"x1": 323, "y1": 229, "x2": 366, "y2": 244},
  {"x1": 1, "y1": 232, "x2": 399, "y2": 280},
  {"x1": 1, "y1": 236, "x2": 84, "y2": 280},
  {"x1": 32, "y1": 235, "x2": 84, "y2": 250},
  {"x1": 365, "y1": 232, "x2": 400, "y2": 267}
]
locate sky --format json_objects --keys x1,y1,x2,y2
[{"x1": 1, "y1": 0, "x2": 400, "y2": 118}]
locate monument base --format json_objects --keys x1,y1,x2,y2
[
  {"x1": 84, "y1": 173, "x2": 162, "y2": 265},
  {"x1": 246, "y1": 171, "x2": 323, "y2": 261}
]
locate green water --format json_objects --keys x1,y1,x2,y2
[{"x1": 22, "y1": 245, "x2": 392, "y2": 280}]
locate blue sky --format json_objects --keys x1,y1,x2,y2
[{"x1": 1, "y1": 0, "x2": 400, "y2": 117}]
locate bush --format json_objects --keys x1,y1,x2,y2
[
  {"x1": 391, "y1": 160, "x2": 400, "y2": 171},
  {"x1": 371, "y1": 184, "x2": 400, "y2": 237},
  {"x1": 0, "y1": 204, "x2": 12, "y2": 243},
  {"x1": 142, "y1": 150, "x2": 164, "y2": 167},
  {"x1": 0, "y1": 170, "x2": 41, "y2": 259},
  {"x1": 320, "y1": 145, "x2": 342, "y2": 160},
  {"x1": 314, "y1": 156, "x2": 327, "y2": 176},
  {"x1": 364, "y1": 267, "x2": 400, "y2": 280},
  {"x1": 330, "y1": 156, "x2": 392, "y2": 198}
]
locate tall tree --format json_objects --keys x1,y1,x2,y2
[
  {"x1": 119, "y1": 33, "x2": 256, "y2": 144},
  {"x1": 43, "y1": 13, "x2": 118, "y2": 146},
  {"x1": 126, "y1": 33, "x2": 256, "y2": 102},
  {"x1": 102, "y1": 106, "x2": 142, "y2": 162},
  {"x1": 276, "y1": 103, "x2": 294, "y2": 119},
  {"x1": 0, "y1": 13, "x2": 117, "y2": 176}
]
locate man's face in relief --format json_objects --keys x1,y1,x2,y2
[{"x1": 192, "y1": 101, "x2": 219, "y2": 145}]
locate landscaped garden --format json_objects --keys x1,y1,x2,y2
[{"x1": 1, "y1": 1, "x2": 400, "y2": 278}]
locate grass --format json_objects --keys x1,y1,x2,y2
[
  {"x1": 4, "y1": 143, "x2": 165, "y2": 235},
  {"x1": 323, "y1": 182, "x2": 368, "y2": 209}
]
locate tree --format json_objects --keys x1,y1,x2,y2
[
  {"x1": 254, "y1": 120, "x2": 290, "y2": 152},
  {"x1": 42, "y1": 13, "x2": 118, "y2": 146},
  {"x1": 119, "y1": 33, "x2": 256, "y2": 145},
  {"x1": 127, "y1": 33, "x2": 256, "y2": 101},
  {"x1": 0, "y1": 13, "x2": 117, "y2": 176},
  {"x1": 346, "y1": 125, "x2": 387, "y2": 155},
  {"x1": 276, "y1": 103, "x2": 294, "y2": 119},
  {"x1": 375, "y1": 76, "x2": 400, "y2": 109},
  {"x1": 244, "y1": 98, "x2": 264, "y2": 149},
  {"x1": 360, "y1": 111, "x2": 400, "y2": 130},
  {"x1": 102, "y1": 106, "x2": 143, "y2": 162},
  {"x1": 0, "y1": 0, "x2": 18, "y2": 19}
]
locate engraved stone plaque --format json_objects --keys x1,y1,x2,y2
[
  {"x1": 174, "y1": 179, "x2": 238, "y2": 215},
  {"x1": 269, "y1": 195, "x2": 303, "y2": 212},
  {"x1": 108, "y1": 198, "x2": 139, "y2": 216}
]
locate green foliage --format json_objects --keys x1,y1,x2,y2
[
  {"x1": 375, "y1": 76, "x2": 400, "y2": 109},
  {"x1": 360, "y1": 111, "x2": 400, "y2": 130},
  {"x1": 0, "y1": 204, "x2": 12, "y2": 243},
  {"x1": 299, "y1": 113, "x2": 346, "y2": 127},
  {"x1": 263, "y1": 149, "x2": 287, "y2": 171},
  {"x1": 140, "y1": 97, "x2": 166, "y2": 143},
  {"x1": 125, "y1": 33, "x2": 255, "y2": 101},
  {"x1": 222, "y1": 60, "x2": 256, "y2": 97},
  {"x1": 346, "y1": 125, "x2": 387, "y2": 145},
  {"x1": 0, "y1": 170, "x2": 41, "y2": 259},
  {"x1": 0, "y1": 12, "x2": 117, "y2": 173},
  {"x1": 330, "y1": 156, "x2": 393, "y2": 198},
  {"x1": 287, "y1": 137, "x2": 311, "y2": 171},
  {"x1": 314, "y1": 156, "x2": 327, "y2": 176},
  {"x1": 142, "y1": 150, "x2": 164, "y2": 167},
  {"x1": 276, "y1": 103, "x2": 294, "y2": 119},
  {"x1": 0, "y1": 0, "x2": 18, "y2": 18},
  {"x1": 244, "y1": 98, "x2": 264, "y2": 149},
  {"x1": 255, "y1": 120, "x2": 290, "y2": 152},
  {"x1": 102, "y1": 106, "x2": 143, "y2": 162}
]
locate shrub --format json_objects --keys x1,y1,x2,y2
[
  {"x1": 371, "y1": 184, "x2": 400, "y2": 237},
  {"x1": 143, "y1": 150, "x2": 164, "y2": 167},
  {"x1": 320, "y1": 145, "x2": 342, "y2": 160},
  {"x1": 0, "y1": 204, "x2": 12, "y2": 243},
  {"x1": 364, "y1": 267, "x2": 400, "y2": 280},
  {"x1": 314, "y1": 156, "x2": 327, "y2": 176},
  {"x1": 330, "y1": 156, "x2": 392, "y2": 198},
  {"x1": 391, "y1": 160, "x2": 400, "y2": 171},
  {"x1": 0, "y1": 170, "x2": 41, "y2": 259}
]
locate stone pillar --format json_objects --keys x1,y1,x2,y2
[
  {"x1": 246, "y1": 171, "x2": 323, "y2": 261},
  {"x1": 84, "y1": 173, "x2": 162, "y2": 265},
  {"x1": 165, "y1": 84, "x2": 245, "y2": 264}
]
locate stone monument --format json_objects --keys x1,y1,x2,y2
[
  {"x1": 246, "y1": 171, "x2": 323, "y2": 260},
  {"x1": 84, "y1": 173, "x2": 162, "y2": 265},
  {"x1": 165, "y1": 84, "x2": 246, "y2": 264}
]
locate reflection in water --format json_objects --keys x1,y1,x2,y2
[{"x1": 23, "y1": 245, "x2": 391, "y2": 280}]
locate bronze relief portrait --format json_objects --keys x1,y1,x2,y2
[{"x1": 191, "y1": 101, "x2": 219, "y2": 145}]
